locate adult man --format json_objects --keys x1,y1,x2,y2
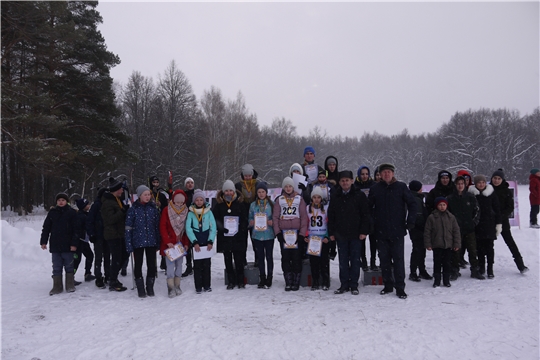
[
  {"x1": 426, "y1": 170, "x2": 455, "y2": 213},
  {"x1": 353, "y1": 165, "x2": 377, "y2": 271},
  {"x1": 368, "y1": 164, "x2": 416, "y2": 299},
  {"x1": 302, "y1": 146, "x2": 319, "y2": 184},
  {"x1": 328, "y1": 170, "x2": 370, "y2": 295},
  {"x1": 87, "y1": 187, "x2": 110, "y2": 288},
  {"x1": 101, "y1": 177, "x2": 129, "y2": 291},
  {"x1": 149, "y1": 175, "x2": 168, "y2": 212}
]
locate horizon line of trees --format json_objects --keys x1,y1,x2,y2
[{"x1": 2, "y1": 2, "x2": 539, "y2": 214}]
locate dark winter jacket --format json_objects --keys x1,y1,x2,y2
[
  {"x1": 492, "y1": 180, "x2": 514, "y2": 231},
  {"x1": 328, "y1": 185, "x2": 370, "y2": 240},
  {"x1": 324, "y1": 156, "x2": 339, "y2": 186},
  {"x1": 468, "y1": 184, "x2": 501, "y2": 240},
  {"x1": 447, "y1": 190, "x2": 480, "y2": 235},
  {"x1": 354, "y1": 166, "x2": 375, "y2": 197},
  {"x1": 40, "y1": 205, "x2": 79, "y2": 253},
  {"x1": 86, "y1": 195, "x2": 104, "y2": 240},
  {"x1": 76, "y1": 210, "x2": 88, "y2": 241},
  {"x1": 151, "y1": 188, "x2": 169, "y2": 212},
  {"x1": 125, "y1": 199, "x2": 160, "y2": 253},
  {"x1": 426, "y1": 171, "x2": 455, "y2": 213},
  {"x1": 213, "y1": 190, "x2": 249, "y2": 253},
  {"x1": 424, "y1": 210, "x2": 461, "y2": 250},
  {"x1": 184, "y1": 188, "x2": 194, "y2": 208},
  {"x1": 235, "y1": 169, "x2": 259, "y2": 205},
  {"x1": 411, "y1": 192, "x2": 428, "y2": 231},
  {"x1": 101, "y1": 192, "x2": 127, "y2": 241},
  {"x1": 529, "y1": 174, "x2": 540, "y2": 206},
  {"x1": 368, "y1": 178, "x2": 417, "y2": 240}
]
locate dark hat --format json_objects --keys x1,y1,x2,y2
[
  {"x1": 438, "y1": 170, "x2": 452, "y2": 180},
  {"x1": 56, "y1": 192, "x2": 69, "y2": 202},
  {"x1": 304, "y1": 146, "x2": 315, "y2": 156},
  {"x1": 435, "y1": 197, "x2": 448, "y2": 207},
  {"x1": 473, "y1": 174, "x2": 487, "y2": 184},
  {"x1": 378, "y1": 163, "x2": 395, "y2": 172},
  {"x1": 149, "y1": 175, "x2": 159, "y2": 183},
  {"x1": 339, "y1": 170, "x2": 354, "y2": 180},
  {"x1": 408, "y1": 180, "x2": 422, "y2": 192},
  {"x1": 256, "y1": 182, "x2": 268, "y2": 193},
  {"x1": 326, "y1": 157, "x2": 337, "y2": 165},
  {"x1": 530, "y1": 168, "x2": 539, "y2": 175},
  {"x1": 317, "y1": 166, "x2": 327, "y2": 177},
  {"x1": 491, "y1": 168, "x2": 505, "y2": 180},
  {"x1": 108, "y1": 177, "x2": 122, "y2": 192},
  {"x1": 76, "y1": 198, "x2": 89, "y2": 210}
]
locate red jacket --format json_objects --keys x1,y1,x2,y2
[
  {"x1": 159, "y1": 205, "x2": 190, "y2": 256},
  {"x1": 530, "y1": 174, "x2": 540, "y2": 205}
]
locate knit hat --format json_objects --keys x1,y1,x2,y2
[
  {"x1": 438, "y1": 170, "x2": 451, "y2": 180},
  {"x1": 317, "y1": 166, "x2": 327, "y2": 177},
  {"x1": 339, "y1": 170, "x2": 354, "y2": 180},
  {"x1": 192, "y1": 189, "x2": 205, "y2": 202},
  {"x1": 311, "y1": 186, "x2": 325, "y2": 199},
  {"x1": 304, "y1": 146, "x2": 315, "y2": 156},
  {"x1": 326, "y1": 157, "x2": 336, "y2": 165},
  {"x1": 255, "y1": 182, "x2": 268, "y2": 193},
  {"x1": 222, "y1": 180, "x2": 236, "y2": 192},
  {"x1": 56, "y1": 192, "x2": 69, "y2": 202},
  {"x1": 408, "y1": 180, "x2": 422, "y2": 192},
  {"x1": 282, "y1": 177, "x2": 295, "y2": 189},
  {"x1": 149, "y1": 175, "x2": 159, "y2": 183},
  {"x1": 378, "y1": 163, "x2": 395, "y2": 172},
  {"x1": 172, "y1": 189, "x2": 187, "y2": 204},
  {"x1": 289, "y1": 163, "x2": 303, "y2": 175},
  {"x1": 357, "y1": 166, "x2": 370, "y2": 178},
  {"x1": 531, "y1": 168, "x2": 540, "y2": 175},
  {"x1": 457, "y1": 169, "x2": 472, "y2": 179},
  {"x1": 435, "y1": 197, "x2": 448, "y2": 207},
  {"x1": 136, "y1": 185, "x2": 150, "y2": 198},
  {"x1": 473, "y1": 174, "x2": 487, "y2": 184},
  {"x1": 184, "y1": 177, "x2": 194, "y2": 186},
  {"x1": 491, "y1": 168, "x2": 505, "y2": 180},
  {"x1": 241, "y1": 164, "x2": 254, "y2": 176},
  {"x1": 108, "y1": 177, "x2": 122, "y2": 192},
  {"x1": 76, "y1": 198, "x2": 89, "y2": 210}
]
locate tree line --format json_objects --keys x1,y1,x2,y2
[{"x1": 2, "y1": 2, "x2": 539, "y2": 214}]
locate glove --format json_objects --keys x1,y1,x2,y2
[
  {"x1": 297, "y1": 235, "x2": 304, "y2": 244},
  {"x1": 495, "y1": 224, "x2": 502, "y2": 237},
  {"x1": 298, "y1": 183, "x2": 307, "y2": 191},
  {"x1": 223, "y1": 228, "x2": 229, "y2": 234},
  {"x1": 89, "y1": 235, "x2": 96, "y2": 243},
  {"x1": 277, "y1": 233, "x2": 285, "y2": 243}
]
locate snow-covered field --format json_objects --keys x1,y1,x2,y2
[{"x1": 1, "y1": 186, "x2": 539, "y2": 360}]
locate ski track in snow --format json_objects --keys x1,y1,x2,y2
[{"x1": 1, "y1": 186, "x2": 539, "y2": 360}]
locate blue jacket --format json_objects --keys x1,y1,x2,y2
[
  {"x1": 186, "y1": 203, "x2": 217, "y2": 246},
  {"x1": 368, "y1": 178, "x2": 417, "y2": 240},
  {"x1": 249, "y1": 197, "x2": 275, "y2": 241},
  {"x1": 125, "y1": 200, "x2": 160, "y2": 252}
]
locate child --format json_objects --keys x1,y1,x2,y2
[
  {"x1": 125, "y1": 185, "x2": 161, "y2": 298},
  {"x1": 305, "y1": 187, "x2": 330, "y2": 291},
  {"x1": 213, "y1": 180, "x2": 249, "y2": 290},
  {"x1": 408, "y1": 180, "x2": 432, "y2": 282},
  {"x1": 248, "y1": 182, "x2": 275, "y2": 289},
  {"x1": 40, "y1": 193, "x2": 78, "y2": 295},
  {"x1": 186, "y1": 189, "x2": 217, "y2": 293},
  {"x1": 273, "y1": 177, "x2": 308, "y2": 291},
  {"x1": 160, "y1": 189, "x2": 190, "y2": 298},
  {"x1": 424, "y1": 197, "x2": 461, "y2": 287},
  {"x1": 74, "y1": 198, "x2": 96, "y2": 284}
]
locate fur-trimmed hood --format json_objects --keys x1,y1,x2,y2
[{"x1": 468, "y1": 183, "x2": 494, "y2": 197}]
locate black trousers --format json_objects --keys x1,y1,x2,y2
[
  {"x1": 194, "y1": 258, "x2": 211, "y2": 290},
  {"x1": 224, "y1": 250, "x2": 246, "y2": 285},
  {"x1": 133, "y1": 247, "x2": 157, "y2": 279},
  {"x1": 93, "y1": 236, "x2": 110, "y2": 278},
  {"x1": 108, "y1": 238, "x2": 129, "y2": 282},
  {"x1": 74, "y1": 240, "x2": 94, "y2": 275}
]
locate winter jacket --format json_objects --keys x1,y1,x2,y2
[
  {"x1": 426, "y1": 178, "x2": 455, "y2": 214},
  {"x1": 213, "y1": 190, "x2": 249, "y2": 253},
  {"x1": 40, "y1": 205, "x2": 79, "y2": 253},
  {"x1": 125, "y1": 200, "x2": 160, "y2": 253},
  {"x1": 424, "y1": 210, "x2": 461, "y2": 250},
  {"x1": 159, "y1": 205, "x2": 190, "y2": 256},
  {"x1": 273, "y1": 191, "x2": 309, "y2": 237},
  {"x1": 235, "y1": 169, "x2": 259, "y2": 205},
  {"x1": 185, "y1": 203, "x2": 217, "y2": 247},
  {"x1": 324, "y1": 156, "x2": 339, "y2": 186},
  {"x1": 151, "y1": 188, "x2": 169, "y2": 212},
  {"x1": 328, "y1": 185, "x2": 370, "y2": 240},
  {"x1": 468, "y1": 184, "x2": 501, "y2": 240},
  {"x1": 530, "y1": 174, "x2": 540, "y2": 206},
  {"x1": 307, "y1": 181, "x2": 334, "y2": 205},
  {"x1": 86, "y1": 196, "x2": 104, "y2": 240},
  {"x1": 249, "y1": 196, "x2": 275, "y2": 241},
  {"x1": 184, "y1": 188, "x2": 194, "y2": 208},
  {"x1": 447, "y1": 190, "x2": 480, "y2": 235},
  {"x1": 101, "y1": 192, "x2": 127, "y2": 240},
  {"x1": 76, "y1": 210, "x2": 88, "y2": 241},
  {"x1": 492, "y1": 180, "x2": 514, "y2": 220},
  {"x1": 354, "y1": 178, "x2": 375, "y2": 197},
  {"x1": 368, "y1": 178, "x2": 417, "y2": 240}
]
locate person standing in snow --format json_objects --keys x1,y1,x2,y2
[
  {"x1": 354, "y1": 165, "x2": 378, "y2": 272},
  {"x1": 529, "y1": 168, "x2": 540, "y2": 228},
  {"x1": 407, "y1": 180, "x2": 432, "y2": 282},
  {"x1": 40, "y1": 193, "x2": 78, "y2": 295},
  {"x1": 74, "y1": 198, "x2": 95, "y2": 284},
  {"x1": 87, "y1": 187, "x2": 110, "y2": 289},
  {"x1": 425, "y1": 170, "x2": 455, "y2": 214},
  {"x1": 324, "y1": 156, "x2": 339, "y2": 187},
  {"x1": 235, "y1": 164, "x2": 259, "y2": 267},
  {"x1": 181, "y1": 177, "x2": 196, "y2": 277}
]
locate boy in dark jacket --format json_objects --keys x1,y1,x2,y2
[
  {"x1": 74, "y1": 198, "x2": 95, "y2": 284},
  {"x1": 407, "y1": 181, "x2": 432, "y2": 282},
  {"x1": 354, "y1": 165, "x2": 378, "y2": 271},
  {"x1": 86, "y1": 188, "x2": 109, "y2": 288},
  {"x1": 40, "y1": 193, "x2": 78, "y2": 295}
]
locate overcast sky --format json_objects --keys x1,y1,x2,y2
[{"x1": 97, "y1": 1, "x2": 539, "y2": 138}]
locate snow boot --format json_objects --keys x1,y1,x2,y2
[
  {"x1": 136, "y1": 278, "x2": 147, "y2": 298},
  {"x1": 146, "y1": 276, "x2": 155, "y2": 296},
  {"x1": 443, "y1": 273, "x2": 451, "y2": 287},
  {"x1": 311, "y1": 278, "x2": 320, "y2": 291},
  {"x1": 419, "y1": 269, "x2": 433, "y2": 280},
  {"x1": 396, "y1": 288, "x2": 407, "y2": 299},
  {"x1": 449, "y1": 267, "x2": 460, "y2": 281},
  {"x1": 167, "y1": 278, "x2": 175, "y2": 298},
  {"x1": 265, "y1": 275, "x2": 273, "y2": 289},
  {"x1": 182, "y1": 263, "x2": 193, "y2": 277},
  {"x1": 95, "y1": 276, "x2": 106, "y2": 289},
  {"x1": 514, "y1": 257, "x2": 527, "y2": 273},
  {"x1": 291, "y1": 272, "x2": 301, "y2": 291},
  {"x1": 109, "y1": 279, "x2": 127, "y2": 292},
  {"x1": 284, "y1": 272, "x2": 292, "y2": 291},
  {"x1": 409, "y1": 272, "x2": 421, "y2": 282},
  {"x1": 258, "y1": 275, "x2": 267, "y2": 289},
  {"x1": 49, "y1": 275, "x2": 63, "y2": 296},
  {"x1": 65, "y1": 273, "x2": 76, "y2": 293},
  {"x1": 174, "y1": 276, "x2": 182, "y2": 295},
  {"x1": 471, "y1": 266, "x2": 485, "y2": 280},
  {"x1": 487, "y1": 264, "x2": 494, "y2": 279},
  {"x1": 85, "y1": 273, "x2": 96, "y2": 282},
  {"x1": 433, "y1": 273, "x2": 441, "y2": 287}
]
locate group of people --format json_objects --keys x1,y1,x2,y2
[{"x1": 40, "y1": 147, "x2": 539, "y2": 299}]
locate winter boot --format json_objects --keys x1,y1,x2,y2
[
  {"x1": 443, "y1": 273, "x2": 451, "y2": 287},
  {"x1": 49, "y1": 275, "x2": 63, "y2": 296},
  {"x1": 166, "y1": 278, "x2": 175, "y2": 298},
  {"x1": 311, "y1": 278, "x2": 320, "y2": 291},
  {"x1": 258, "y1": 275, "x2": 267, "y2": 289},
  {"x1": 95, "y1": 276, "x2": 106, "y2": 289},
  {"x1": 409, "y1": 272, "x2": 421, "y2": 282},
  {"x1": 85, "y1": 273, "x2": 96, "y2": 282},
  {"x1": 419, "y1": 269, "x2": 433, "y2": 280},
  {"x1": 146, "y1": 276, "x2": 155, "y2": 296},
  {"x1": 471, "y1": 266, "x2": 486, "y2": 280},
  {"x1": 174, "y1": 277, "x2": 182, "y2": 295},
  {"x1": 65, "y1": 273, "x2": 76, "y2": 293},
  {"x1": 182, "y1": 263, "x2": 193, "y2": 277},
  {"x1": 396, "y1": 288, "x2": 407, "y2": 299},
  {"x1": 284, "y1": 272, "x2": 292, "y2": 291},
  {"x1": 487, "y1": 264, "x2": 494, "y2": 279},
  {"x1": 433, "y1": 273, "x2": 441, "y2": 287},
  {"x1": 291, "y1": 273, "x2": 301, "y2": 291},
  {"x1": 136, "y1": 278, "x2": 147, "y2": 298},
  {"x1": 266, "y1": 275, "x2": 273, "y2": 289},
  {"x1": 478, "y1": 257, "x2": 486, "y2": 274},
  {"x1": 449, "y1": 267, "x2": 460, "y2": 281},
  {"x1": 109, "y1": 279, "x2": 127, "y2": 292},
  {"x1": 514, "y1": 257, "x2": 527, "y2": 273}
]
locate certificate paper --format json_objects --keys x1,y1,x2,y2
[
  {"x1": 164, "y1": 243, "x2": 187, "y2": 262},
  {"x1": 292, "y1": 173, "x2": 308, "y2": 193},
  {"x1": 224, "y1": 216, "x2": 239, "y2": 236},
  {"x1": 306, "y1": 236, "x2": 322, "y2": 256},
  {"x1": 254, "y1": 213, "x2": 267, "y2": 231},
  {"x1": 283, "y1": 230, "x2": 298, "y2": 249},
  {"x1": 193, "y1": 245, "x2": 216, "y2": 260},
  {"x1": 304, "y1": 164, "x2": 319, "y2": 184}
]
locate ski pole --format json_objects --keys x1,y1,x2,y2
[{"x1": 131, "y1": 252, "x2": 135, "y2": 290}]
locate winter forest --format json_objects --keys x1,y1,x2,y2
[{"x1": 2, "y1": 2, "x2": 539, "y2": 213}]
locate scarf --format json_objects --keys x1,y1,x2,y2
[{"x1": 168, "y1": 201, "x2": 188, "y2": 240}]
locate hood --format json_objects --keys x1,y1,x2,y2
[
  {"x1": 469, "y1": 183, "x2": 494, "y2": 197},
  {"x1": 289, "y1": 163, "x2": 304, "y2": 176},
  {"x1": 240, "y1": 169, "x2": 259, "y2": 181},
  {"x1": 324, "y1": 156, "x2": 339, "y2": 172}
]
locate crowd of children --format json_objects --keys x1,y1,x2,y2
[{"x1": 40, "y1": 149, "x2": 537, "y2": 298}]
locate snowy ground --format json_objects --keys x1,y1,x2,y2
[{"x1": 1, "y1": 186, "x2": 539, "y2": 360}]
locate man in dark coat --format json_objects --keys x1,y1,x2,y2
[
  {"x1": 87, "y1": 187, "x2": 110, "y2": 288},
  {"x1": 328, "y1": 170, "x2": 370, "y2": 295},
  {"x1": 368, "y1": 163, "x2": 417, "y2": 299},
  {"x1": 426, "y1": 170, "x2": 455, "y2": 213}
]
